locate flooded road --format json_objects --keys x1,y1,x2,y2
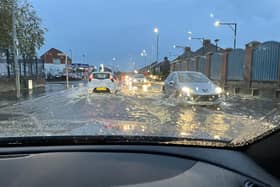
[{"x1": 0, "y1": 81, "x2": 279, "y2": 145}]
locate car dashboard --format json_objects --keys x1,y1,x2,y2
[{"x1": 0, "y1": 145, "x2": 278, "y2": 187}]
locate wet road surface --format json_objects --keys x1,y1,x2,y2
[{"x1": 0, "y1": 81, "x2": 279, "y2": 145}]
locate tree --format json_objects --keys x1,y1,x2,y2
[
  {"x1": 0, "y1": 0, "x2": 46, "y2": 58},
  {"x1": 0, "y1": 0, "x2": 13, "y2": 49}
]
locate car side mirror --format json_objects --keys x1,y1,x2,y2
[{"x1": 169, "y1": 81, "x2": 175, "y2": 86}]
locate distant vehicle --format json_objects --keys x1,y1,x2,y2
[
  {"x1": 132, "y1": 74, "x2": 147, "y2": 86},
  {"x1": 163, "y1": 71, "x2": 223, "y2": 106},
  {"x1": 88, "y1": 72, "x2": 118, "y2": 94},
  {"x1": 131, "y1": 74, "x2": 151, "y2": 92}
]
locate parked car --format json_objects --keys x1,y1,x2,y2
[
  {"x1": 88, "y1": 72, "x2": 118, "y2": 94},
  {"x1": 163, "y1": 71, "x2": 223, "y2": 105}
]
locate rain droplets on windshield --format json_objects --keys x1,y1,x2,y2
[{"x1": 0, "y1": 0, "x2": 279, "y2": 146}]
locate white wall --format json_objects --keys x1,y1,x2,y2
[{"x1": 44, "y1": 64, "x2": 65, "y2": 76}]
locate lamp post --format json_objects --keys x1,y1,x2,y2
[
  {"x1": 154, "y1": 28, "x2": 159, "y2": 62},
  {"x1": 69, "y1": 49, "x2": 73, "y2": 60},
  {"x1": 214, "y1": 20, "x2": 237, "y2": 49},
  {"x1": 214, "y1": 39, "x2": 220, "y2": 52},
  {"x1": 58, "y1": 53, "x2": 69, "y2": 88},
  {"x1": 112, "y1": 57, "x2": 116, "y2": 73},
  {"x1": 187, "y1": 31, "x2": 205, "y2": 54},
  {"x1": 140, "y1": 49, "x2": 147, "y2": 71},
  {"x1": 173, "y1": 45, "x2": 186, "y2": 49}
]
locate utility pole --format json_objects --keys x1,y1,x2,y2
[
  {"x1": 65, "y1": 55, "x2": 69, "y2": 88},
  {"x1": 58, "y1": 53, "x2": 69, "y2": 88},
  {"x1": 214, "y1": 39, "x2": 220, "y2": 52},
  {"x1": 12, "y1": 0, "x2": 20, "y2": 98}
]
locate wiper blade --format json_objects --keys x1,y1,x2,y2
[{"x1": 0, "y1": 135, "x2": 230, "y2": 147}]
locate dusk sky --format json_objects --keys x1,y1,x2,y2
[{"x1": 31, "y1": 0, "x2": 280, "y2": 70}]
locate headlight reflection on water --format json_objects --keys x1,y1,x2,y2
[{"x1": 215, "y1": 87, "x2": 223, "y2": 94}]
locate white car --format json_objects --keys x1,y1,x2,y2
[
  {"x1": 88, "y1": 72, "x2": 118, "y2": 94},
  {"x1": 132, "y1": 74, "x2": 147, "y2": 86},
  {"x1": 163, "y1": 71, "x2": 223, "y2": 105}
]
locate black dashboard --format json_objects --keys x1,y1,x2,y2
[{"x1": 0, "y1": 145, "x2": 279, "y2": 187}]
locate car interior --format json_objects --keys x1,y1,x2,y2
[{"x1": 0, "y1": 131, "x2": 279, "y2": 187}]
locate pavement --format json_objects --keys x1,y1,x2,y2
[{"x1": 0, "y1": 80, "x2": 279, "y2": 145}]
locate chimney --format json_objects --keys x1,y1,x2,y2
[
  {"x1": 203, "y1": 39, "x2": 211, "y2": 48},
  {"x1": 183, "y1": 47, "x2": 192, "y2": 58},
  {"x1": 245, "y1": 41, "x2": 261, "y2": 48}
]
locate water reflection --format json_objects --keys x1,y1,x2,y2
[{"x1": 176, "y1": 110, "x2": 196, "y2": 137}]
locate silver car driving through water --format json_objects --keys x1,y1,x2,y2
[{"x1": 163, "y1": 71, "x2": 223, "y2": 105}]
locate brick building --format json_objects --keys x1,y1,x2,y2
[{"x1": 40, "y1": 48, "x2": 72, "y2": 65}]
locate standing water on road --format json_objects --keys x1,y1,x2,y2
[{"x1": 0, "y1": 81, "x2": 279, "y2": 146}]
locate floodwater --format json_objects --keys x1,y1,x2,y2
[{"x1": 0, "y1": 81, "x2": 279, "y2": 146}]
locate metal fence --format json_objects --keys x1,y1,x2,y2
[
  {"x1": 181, "y1": 61, "x2": 187, "y2": 71},
  {"x1": 227, "y1": 49, "x2": 245, "y2": 81},
  {"x1": 0, "y1": 49, "x2": 44, "y2": 78},
  {"x1": 210, "y1": 53, "x2": 223, "y2": 80},
  {"x1": 197, "y1": 56, "x2": 206, "y2": 74},
  {"x1": 175, "y1": 62, "x2": 181, "y2": 71},
  {"x1": 252, "y1": 41, "x2": 280, "y2": 81},
  {"x1": 188, "y1": 58, "x2": 196, "y2": 71},
  {"x1": 169, "y1": 40, "x2": 280, "y2": 91}
]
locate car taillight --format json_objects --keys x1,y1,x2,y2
[{"x1": 110, "y1": 75, "x2": 114, "y2": 82}]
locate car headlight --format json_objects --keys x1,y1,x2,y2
[
  {"x1": 215, "y1": 87, "x2": 223, "y2": 94},
  {"x1": 144, "y1": 79, "x2": 147, "y2": 83},
  {"x1": 133, "y1": 79, "x2": 137, "y2": 83},
  {"x1": 182, "y1": 87, "x2": 193, "y2": 95}
]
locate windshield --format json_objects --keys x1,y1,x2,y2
[
  {"x1": 93, "y1": 73, "x2": 110, "y2": 80},
  {"x1": 0, "y1": 0, "x2": 279, "y2": 147},
  {"x1": 178, "y1": 72, "x2": 209, "y2": 83},
  {"x1": 134, "y1": 74, "x2": 145, "y2": 78}
]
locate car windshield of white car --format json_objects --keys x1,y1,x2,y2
[
  {"x1": 93, "y1": 73, "x2": 110, "y2": 80},
  {"x1": 178, "y1": 73, "x2": 209, "y2": 83},
  {"x1": 134, "y1": 74, "x2": 145, "y2": 78}
]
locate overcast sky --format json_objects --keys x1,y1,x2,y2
[{"x1": 31, "y1": 0, "x2": 280, "y2": 70}]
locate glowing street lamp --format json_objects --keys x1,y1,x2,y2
[
  {"x1": 140, "y1": 49, "x2": 147, "y2": 70},
  {"x1": 214, "y1": 20, "x2": 220, "y2": 27},
  {"x1": 214, "y1": 20, "x2": 237, "y2": 49},
  {"x1": 187, "y1": 31, "x2": 205, "y2": 54},
  {"x1": 153, "y1": 27, "x2": 159, "y2": 62},
  {"x1": 154, "y1": 28, "x2": 159, "y2": 34}
]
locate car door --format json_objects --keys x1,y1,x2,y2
[
  {"x1": 165, "y1": 73, "x2": 176, "y2": 95},
  {"x1": 169, "y1": 73, "x2": 178, "y2": 96}
]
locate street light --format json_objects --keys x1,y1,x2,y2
[
  {"x1": 188, "y1": 32, "x2": 205, "y2": 54},
  {"x1": 214, "y1": 39, "x2": 220, "y2": 52},
  {"x1": 214, "y1": 20, "x2": 220, "y2": 27},
  {"x1": 173, "y1": 45, "x2": 186, "y2": 49},
  {"x1": 58, "y1": 53, "x2": 69, "y2": 88},
  {"x1": 69, "y1": 49, "x2": 73, "y2": 59},
  {"x1": 153, "y1": 27, "x2": 159, "y2": 62},
  {"x1": 112, "y1": 57, "x2": 117, "y2": 73},
  {"x1": 140, "y1": 49, "x2": 147, "y2": 71},
  {"x1": 214, "y1": 20, "x2": 237, "y2": 49},
  {"x1": 187, "y1": 31, "x2": 204, "y2": 42}
]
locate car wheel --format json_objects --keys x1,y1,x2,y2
[
  {"x1": 162, "y1": 86, "x2": 165, "y2": 93},
  {"x1": 175, "y1": 90, "x2": 180, "y2": 98}
]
